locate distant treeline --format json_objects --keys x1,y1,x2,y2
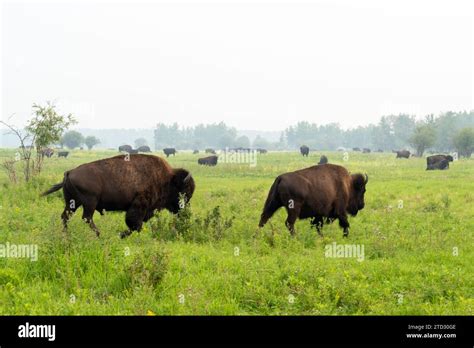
[
  {"x1": 1, "y1": 111, "x2": 472, "y2": 152},
  {"x1": 154, "y1": 111, "x2": 474, "y2": 152}
]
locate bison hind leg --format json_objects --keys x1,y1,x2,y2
[
  {"x1": 284, "y1": 202, "x2": 302, "y2": 236},
  {"x1": 82, "y1": 204, "x2": 100, "y2": 237}
]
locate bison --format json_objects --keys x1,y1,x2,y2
[
  {"x1": 193, "y1": 150, "x2": 199, "y2": 154},
  {"x1": 198, "y1": 155, "x2": 218, "y2": 166},
  {"x1": 119, "y1": 145, "x2": 133, "y2": 153},
  {"x1": 426, "y1": 154, "x2": 453, "y2": 167},
  {"x1": 318, "y1": 155, "x2": 328, "y2": 164},
  {"x1": 163, "y1": 148, "x2": 177, "y2": 157},
  {"x1": 427, "y1": 159, "x2": 449, "y2": 170},
  {"x1": 426, "y1": 155, "x2": 453, "y2": 170},
  {"x1": 42, "y1": 154, "x2": 195, "y2": 238},
  {"x1": 258, "y1": 164, "x2": 368, "y2": 237},
  {"x1": 353, "y1": 147, "x2": 361, "y2": 152},
  {"x1": 257, "y1": 148, "x2": 268, "y2": 154},
  {"x1": 394, "y1": 150, "x2": 410, "y2": 159},
  {"x1": 137, "y1": 145, "x2": 151, "y2": 153},
  {"x1": 205, "y1": 148, "x2": 216, "y2": 154},
  {"x1": 300, "y1": 145, "x2": 309, "y2": 157},
  {"x1": 362, "y1": 148, "x2": 371, "y2": 153},
  {"x1": 58, "y1": 151, "x2": 69, "y2": 158}
]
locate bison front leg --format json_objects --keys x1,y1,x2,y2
[
  {"x1": 338, "y1": 214, "x2": 350, "y2": 237},
  {"x1": 121, "y1": 198, "x2": 147, "y2": 239}
]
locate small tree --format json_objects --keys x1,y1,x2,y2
[
  {"x1": 135, "y1": 138, "x2": 148, "y2": 148},
  {"x1": 26, "y1": 102, "x2": 76, "y2": 173},
  {"x1": 409, "y1": 124, "x2": 436, "y2": 157},
  {"x1": 453, "y1": 127, "x2": 474, "y2": 158},
  {"x1": 61, "y1": 130, "x2": 84, "y2": 149},
  {"x1": 84, "y1": 136, "x2": 101, "y2": 150}
]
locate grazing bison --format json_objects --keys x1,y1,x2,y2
[
  {"x1": 193, "y1": 150, "x2": 199, "y2": 154},
  {"x1": 427, "y1": 159, "x2": 449, "y2": 170},
  {"x1": 163, "y1": 148, "x2": 177, "y2": 157},
  {"x1": 58, "y1": 151, "x2": 69, "y2": 158},
  {"x1": 318, "y1": 155, "x2": 328, "y2": 164},
  {"x1": 426, "y1": 154, "x2": 453, "y2": 166},
  {"x1": 258, "y1": 164, "x2": 368, "y2": 237},
  {"x1": 198, "y1": 155, "x2": 218, "y2": 166},
  {"x1": 353, "y1": 147, "x2": 361, "y2": 152},
  {"x1": 376, "y1": 149, "x2": 383, "y2": 153},
  {"x1": 42, "y1": 154, "x2": 195, "y2": 238},
  {"x1": 257, "y1": 148, "x2": 267, "y2": 154},
  {"x1": 362, "y1": 148, "x2": 371, "y2": 153},
  {"x1": 41, "y1": 148, "x2": 54, "y2": 158},
  {"x1": 426, "y1": 155, "x2": 453, "y2": 170},
  {"x1": 300, "y1": 145, "x2": 309, "y2": 157},
  {"x1": 137, "y1": 145, "x2": 151, "y2": 153},
  {"x1": 119, "y1": 145, "x2": 133, "y2": 153},
  {"x1": 394, "y1": 150, "x2": 410, "y2": 159},
  {"x1": 205, "y1": 148, "x2": 216, "y2": 154}
]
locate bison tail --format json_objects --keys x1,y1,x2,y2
[
  {"x1": 41, "y1": 182, "x2": 64, "y2": 196},
  {"x1": 259, "y1": 177, "x2": 282, "y2": 227}
]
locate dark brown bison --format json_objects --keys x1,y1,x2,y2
[
  {"x1": 426, "y1": 154, "x2": 453, "y2": 167},
  {"x1": 163, "y1": 148, "x2": 177, "y2": 157},
  {"x1": 427, "y1": 158, "x2": 450, "y2": 170},
  {"x1": 119, "y1": 145, "x2": 133, "y2": 153},
  {"x1": 198, "y1": 155, "x2": 218, "y2": 166},
  {"x1": 300, "y1": 145, "x2": 309, "y2": 157},
  {"x1": 258, "y1": 164, "x2": 368, "y2": 237},
  {"x1": 257, "y1": 148, "x2": 268, "y2": 154},
  {"x1": 394, "y1": 150, "x2": 410, "y2": 158},
  {"x1": 353, "y1": 147, "x2": 361, "y2": 152},
  {"x1": 58, "y1": 151, "x2": 69, "y2": 158},
  {"x1": 318, "y1": 155, "x2": 328, "y2": 164},
  {"x1": 137, "y1": 145, "x2": 151, "y2": 153},
  {"x1": 42, "y1": 154, "x2": 195, "y2": 238},
  {"x1": 362, "y1": 148, "x2": 371, "y2": 153},
  {"x1": 205, "y1": 148, "x2": 216, "y2": 154}
]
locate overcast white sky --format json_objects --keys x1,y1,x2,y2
[{"x1": 1, "y1": 0, "x2": 473, "y2": 131}]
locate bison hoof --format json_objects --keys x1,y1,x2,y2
[{"x1": 120, "y1": 231, "x2": 131, "y2": 239}]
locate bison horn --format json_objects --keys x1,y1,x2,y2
[
  {"x1": 364, "y1": 174, "x2": 369, "y2": 183},
  {"x1": 183, "y1": 172, "x2": 192, "y2": 183}
]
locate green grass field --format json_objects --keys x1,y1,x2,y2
[{"x1": 0, "y1": 149, "x2": 472, "y2": 315}]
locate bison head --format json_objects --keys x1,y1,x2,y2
[
  {"x1": 348, "y1": 173, "x2": 368, "y2": 216},
  {"x1": 446, "y1": 155, "x2": 454, "y2": 162},
  {"x1": 166, "y1": 169, "x2": 195, "y2": 213}
]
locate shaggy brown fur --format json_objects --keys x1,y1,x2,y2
[
  {"x1": 258, "y1": 164, "x2": 368, "y2": 237},
  {"x1": 42, "y1": 154, "x2": 195, "y2": 238}
]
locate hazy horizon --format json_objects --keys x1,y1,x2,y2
[{"x1": 2, "y1": 0, "x2": 473, "y2": 131}]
